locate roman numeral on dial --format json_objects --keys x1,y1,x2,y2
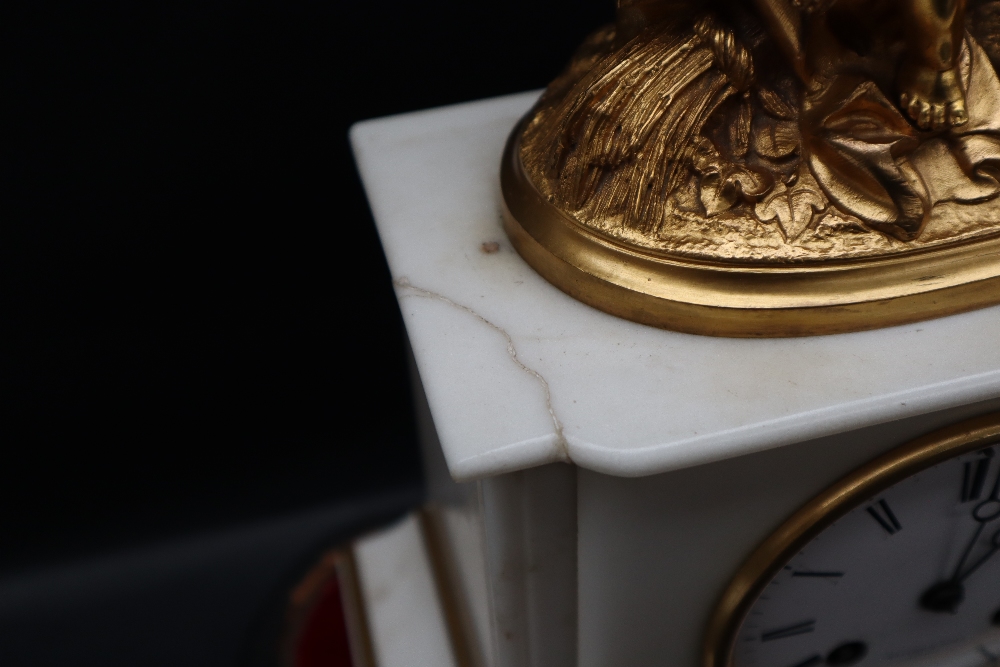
[
  {"x1": 963, "y1": 449, "x2": 995, "y2": 502},
  {"x1": 866, "y1": 499, "x2": 901, "y2": 535},
  {"x1": 762, "y1": 620, "x2": 815, "y2": 642}
]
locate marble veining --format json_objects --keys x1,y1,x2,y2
[
  {"x1": 350, "y1": 91, "x2": 1000, "y2": 482},
  {"x1": 394, "y1": 276, "x2": 568, "y2": 460}
]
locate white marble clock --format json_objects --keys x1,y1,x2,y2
[{"x1": 350, "y1": 92, "x2": 1000, "y2": 667}]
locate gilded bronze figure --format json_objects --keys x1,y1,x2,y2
[{"x1": 501, "y1": 0, "x2": 1000, "y2": 336}]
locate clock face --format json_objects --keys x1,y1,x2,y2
[{"x1": 732, "y1": 444, "x2": 1000, "y2": 667}]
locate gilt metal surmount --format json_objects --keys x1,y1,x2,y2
[{"x1": 501, "y1": 0, "x2": 1000, "y2": 336}]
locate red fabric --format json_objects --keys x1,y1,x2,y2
[{"x1": 295, "y1": 575, "x2": 354, "y2": 667}]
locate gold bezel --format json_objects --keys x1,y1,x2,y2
[
  {"x1": 501, "y1": 120, "x2": 1000, "y2": 338},
  {"x1": 702, "y1": 412, "x2": 1000, "y2": 667}
]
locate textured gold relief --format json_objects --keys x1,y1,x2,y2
[
  {"x1": 519, "y1": 2, "x2": 1000, "y2": 260},
  {"x1": 501, "y1": 0, "x2": 1000, "y2": 335}
]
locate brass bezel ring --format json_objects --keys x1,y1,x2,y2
[
  {"x1": 500, "y1": 119, "x2": 1000, "y2": 338},
  {"x1": 702, "y1": 412, "x2": 1000, "y2": 667}
]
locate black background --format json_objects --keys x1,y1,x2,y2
[{"x1": 2, "y1": 1, "x2": 614, "y2": 571}]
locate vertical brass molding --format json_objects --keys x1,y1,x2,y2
[
  {"x1": 338, "y1": 548, "x2": 377, "y2": 667},
  {"x1": 279, "y1": 547, "x2": 376, "y2": 667},
  {"x1": 419, "y1": 506, "x2": 481, "y2": 667}
]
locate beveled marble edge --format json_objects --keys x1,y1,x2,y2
[
  {"x1": 448, "y1": 433, "x2": 568, "y2": 483},
  {"x1": 562, "y1": 370, "x2": 1000, "y2": 479},
  {"x1": 443, "y1": 370, "x2": 1000, "y2": 481}
]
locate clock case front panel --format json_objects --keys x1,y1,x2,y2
[
  {"x1": 416, "y1": 363, "x2": 1000, "y2": 667},
  {"x1": 577, "y1": 401, "x2": 1000, "y2": 667}
]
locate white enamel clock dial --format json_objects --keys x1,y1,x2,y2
[{"x1": 732, "y1": 444, "x2": 1000, "y2": 667}]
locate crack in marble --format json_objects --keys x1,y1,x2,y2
[{"x1": 394, "y1": 276, "x2": 569, "y2": 460}]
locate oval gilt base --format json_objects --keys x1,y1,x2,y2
[{"x1": 500, "y1": 122, "x2": 1000, "y2": 338}]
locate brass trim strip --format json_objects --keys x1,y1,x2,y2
[
  {"x1": 338, "y1": 547, "x2": 377, "y2": 667},
  {"x1": 278, "y1": 547, "x2": 377, "y2": 667},
  {"x1": 501, "y1": 119, "x2": 1000, "y2": 337},
  {"x1": 702, "y1": 411, "x2": 1000, "y2": 667}
]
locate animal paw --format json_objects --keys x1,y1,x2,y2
[{"x1": 897, "y1": 62, "x2": 968, "y2": 130}]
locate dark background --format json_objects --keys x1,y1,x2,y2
[{"x1": 1, "y1": 0, "x2": 612, "y2": 664}]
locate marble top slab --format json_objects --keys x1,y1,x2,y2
[{"x1": 350, "y1": 91, "x2": 1000, "y2": 482}]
